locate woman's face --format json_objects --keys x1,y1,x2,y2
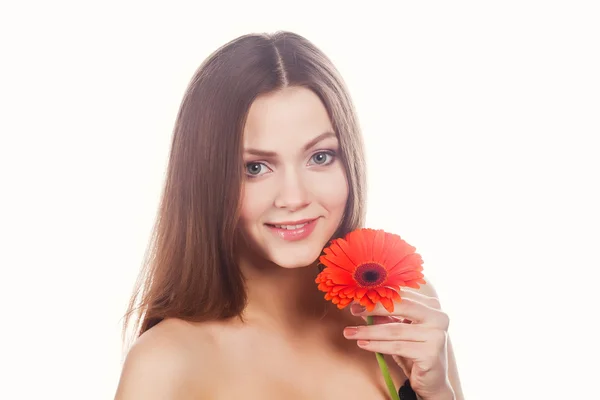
[{"x1": 239, "y1": 86, "x2": 349, "y2": 269}]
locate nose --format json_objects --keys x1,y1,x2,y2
[{"x1": 273, "y1": 169, "x2": 310, "y2": 211}]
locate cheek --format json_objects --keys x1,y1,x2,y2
[
  {"x1": 313, "y1": 166, "x2": 349, "y2": 210},
  {"x1": 240, "y1": 182, "x2": 271, "y2": 224}
]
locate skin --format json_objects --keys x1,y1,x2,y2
[{"x1": 115, "y1": 86, "x2": 464, "y2": 400}]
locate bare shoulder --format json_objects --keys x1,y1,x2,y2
[{"x1": 114, "y1": 318, "x2": 219, "y2": 400}]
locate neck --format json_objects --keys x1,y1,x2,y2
[{"x1": 238, "y1": 256, "x2": 346, "y2": 336}]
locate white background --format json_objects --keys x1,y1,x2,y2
[{"x1": 1, "y1": 1, "x2": 599, "y2": 399}]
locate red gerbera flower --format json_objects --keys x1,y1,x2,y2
[{"x1": 316, "y1": 228, "x2": 426, "y2": 313}]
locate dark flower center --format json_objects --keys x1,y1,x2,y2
[{"x1": 353, "y1": 262, "x2": 387, "y2": 287}]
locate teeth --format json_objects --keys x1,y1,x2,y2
[{"x1": 274, "y1": 223, "x2": 308, "y2": 230}]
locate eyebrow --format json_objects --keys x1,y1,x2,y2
[{"x1": 244, "y1": 131, "x2": 337, "y2": 157}]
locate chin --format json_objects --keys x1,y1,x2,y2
[
  {"x1": 262, "y1": 232, "x2": 332, "y2": 270},
  {"x1": 268, "y1": 247, "x2": 322, "y2": 269}
]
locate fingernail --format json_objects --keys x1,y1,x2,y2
[
  {"x1": 351, "y1": 304, "x2": 366, "y2": 314},
  {"x1": 343, "y1": 327, "x2": 358, "y2": 337},
  {"x1": 357, "y1": 340, "x2": 370, "y2": 347}
]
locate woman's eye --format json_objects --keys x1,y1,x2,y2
[
  {"x1": 245, "y1": 162, "x2": 269, "y2": 177},
  {"x1": 309, "y1": 151, "x2": 335, "y2": 166}
]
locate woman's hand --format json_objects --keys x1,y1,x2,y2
[{"x1": 343, "y1": 288, "x2": 455, "y2": 400}]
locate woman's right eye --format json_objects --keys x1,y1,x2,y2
[{"x1": 245, "y1": 162, "x2": 270, "y2": 177}]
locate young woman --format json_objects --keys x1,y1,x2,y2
[{"x1": 115, "y1": 31, "x2": 463, "y2": 400}]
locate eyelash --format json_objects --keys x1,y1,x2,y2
[{"x1": 244, "y1": 150, "x2": 337, "y2": 179}]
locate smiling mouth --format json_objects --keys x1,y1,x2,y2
[
  {"x1": 264, "y1": 218, "x2": 319, "y2": 241},
  {"x1": 267, "y1": 222, "x2": 309, "y2": 230},
  {"x1": 265, "y1": 218, "x2": 317, "y2": 230}
]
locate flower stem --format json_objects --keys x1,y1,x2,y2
[{"x1": 366, "y1": 315, "x2": 400, "y2": 400}]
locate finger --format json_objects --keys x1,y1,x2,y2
[
  {"x1": 356, "y1": 339, "x2": 426, "y2": 360},
  {"x1": 355, "y1": 303, "x2": 414, "y2": 323},
  {"x1": 351, "y1": 298, "x2": 448, "y2": 329},
  {"x1": 352, "y1": 312, "x2": 392, "y2": 324},
  {"x1": 369, "y1": 315, "x2": 404, "y2": 325},
  {"x1": 398, "y1": 287, "x2": 442, "y2": 310},
  {"x1": 355, "y1": 316, "x2": 412, "y2": 329},
  {"x1": 349, "y1": 303, "x2": 401, "y2": 324},
  {"x1": 343, "y1": 322, "x2": 429, "y2": 342},
  {"x1": 393, "y1": 355, "x2": 413, "y2": 377}
]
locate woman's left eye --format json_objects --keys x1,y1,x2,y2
[{"x1": 309, "y1": 151, "x2": 335, "y2": 166}]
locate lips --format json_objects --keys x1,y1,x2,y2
[
  {"x1": 266, "y1": 218, "x2": 316, "y2": 227},
  {"x1": 265, "y1": 218, "x2": 319, "y2": 241}
]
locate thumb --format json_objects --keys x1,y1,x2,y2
[{"x1": 393, "y1": 355, "x2": 413, "y2": 379}]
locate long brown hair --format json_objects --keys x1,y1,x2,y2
[{"x1": 123, "y1": 31, "x2": 367, "y2": 347}]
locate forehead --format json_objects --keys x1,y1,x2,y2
[{"x1": 243, "y1": 86, "x2": 335, "y2": 147}]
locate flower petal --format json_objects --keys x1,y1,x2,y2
[
  {"x1": 332, "y1": 285, "x2": 345, "y2": 294},
  {"x1": 367, "y1": 290, "x2": 380, "y2": 303},
  {"x1": 375, "y1": 286, "x2": 388, "y2": 298},
  {"x1": 339, "y1": 298, "x2": 353, "y2": 307},
  {"x1": 372, "y1": 229, "x2": 386, "y2": 263},
  {"x1": 388, "y1": 256, "x2": 423, "y2": 277},
  {"x1": 380, "y1": 296, "x2": 395, "y2": 313},
  {"x1": 320, "y1": 253, "x2": 355, "y2": 273},
  {"x1": 364, "y1": 299, "x2": 377, "y2": 312},
  {"x1": 355, "y1": 287, "x2": 368, "y2": 299},
  {"x1": 346, "y1": 228, "x2": 374, "y2": 262},
  {"x1": 335, "y1": 237, "x2": 363, "y2": 267},
  {"x1": 361, "y1": 229, "x2": 377, "y2": 261},
  {"x1": 327, "y1": 270, "x2": 356, "y2": 285},
  {"x1": 379, "y1": 233, "x2": 404, "y2": 266},
  {"x1": 384, "y1": 239, "x2": 418, "y2": 272}
]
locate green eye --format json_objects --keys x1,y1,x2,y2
[
  {"x1": 245, "y1": 162, "x2": 269, "y2": 177},
  {"x1": 310, "y1": 151, "x2": 335, "y2": 165}
]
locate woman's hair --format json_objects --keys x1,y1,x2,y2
[{"x1": 123, "y1": 31, "x2": 367, "y2": 345}]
